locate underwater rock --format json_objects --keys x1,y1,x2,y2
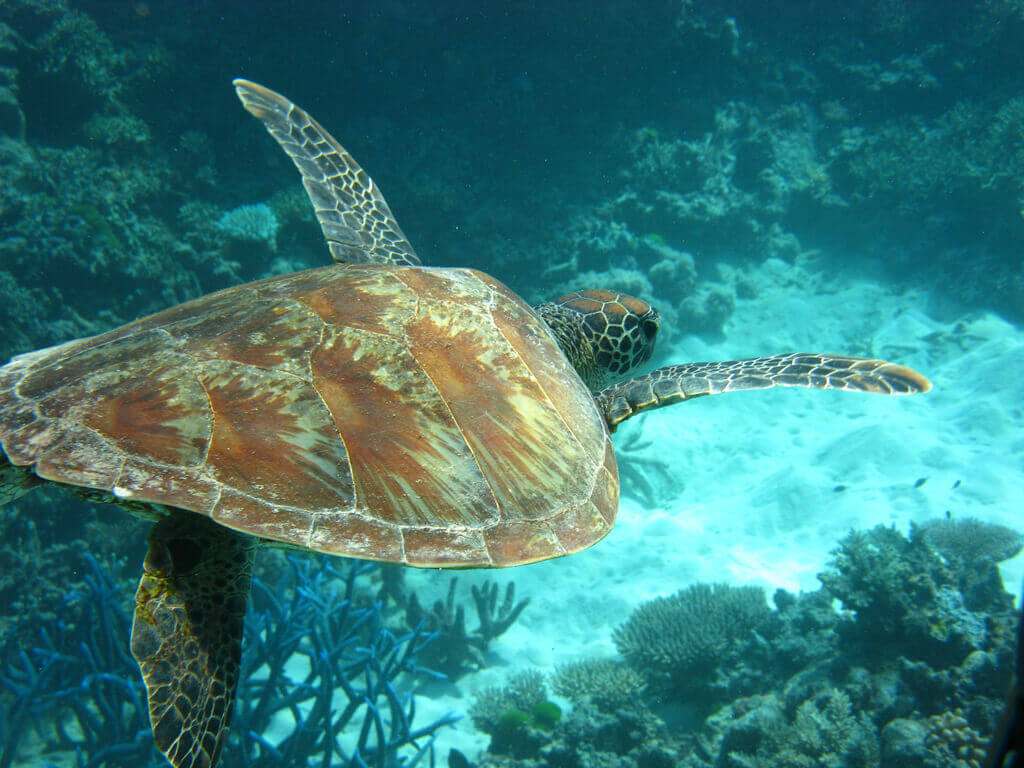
[
  {"x1": 704, "y1": 693, "x2": 786, "y2": 763},
  {"x1": 679, "y1": 283, "x2": 735, "y2": 337},
  {"x1": 957, "y1": 649, "x2": 1005, "y2": 695},
  {"x1": 879, "y1": 718, "x2": 929, "y2": 767}
]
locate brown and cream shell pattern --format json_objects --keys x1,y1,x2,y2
[{"x1": 0, "y1": 263, "x2": 617, "y2": 568}]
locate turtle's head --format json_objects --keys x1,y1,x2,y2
[{"x1": 534, "y1": 289, "x2": 660, "y2": 392}]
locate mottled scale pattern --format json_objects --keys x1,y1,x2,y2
[
  {"x1": 0, "y1": 264, "x2": 616, "y2": 567},
  {"x1": 233, "y1": 79, "x2": 421, "y2": 267},
  {"x1": 596, "y1": 353, "x2": 932, "y2": 430},
  {"x1": 131, "y1": 513, "x2": 256, "y2": 768},
  {"x1": 536, "y1": 290, "x2": 660, "y2": 391}
]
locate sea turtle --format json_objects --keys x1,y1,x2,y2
[{"x1": 0, "y1": 79, "x2": 930, "y2": 768}]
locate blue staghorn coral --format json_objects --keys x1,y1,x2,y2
[{"x1": 0, "y1": 552, "x2": 456, "y2": 768}]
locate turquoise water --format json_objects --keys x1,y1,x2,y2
[{"x1": 0, "y1": 2, "x2": 1021, "y2": 767}]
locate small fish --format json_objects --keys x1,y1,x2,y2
[
  {"x1": 449, "y1": 748, "x2": 473, "y2": 768},
  {"x1": 983, "y1": 583, "x2": 1023, "y2": 768}
]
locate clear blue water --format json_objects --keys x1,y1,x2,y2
[{"x1": 0, "y1": 2, "x2": 1021, "y2": 766}]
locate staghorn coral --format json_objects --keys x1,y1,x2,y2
[
  {"x1": 613, "y1": 583, "x2": 769, "y2": 690},
  {"x1": 0, "y1": 552, "x2": 456, "y2": 768},
  {"x1": 607, "y1": 425, "x2": 680, "y2": 508},
  {"x1": 402, "y1": 577, "x2": 530, "y2": 680}
]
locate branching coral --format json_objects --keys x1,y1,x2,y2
[
  {"x1": 612, "y1": 583, "x2": 769, "y2": 689},
  {"x1": 470, "y1": 669, "x2": 563, "y2": 761},
  {"x1": 0, "y1": 552, "x2": 158, "y2": 768},
  {"x1": 818, "y1": 524, "x2": 1010, "y2": 666},
  {"x1": 403, "y1": 577, "x2": 529, "y2": 679},
  {"x1": 232, "y1": 557, "x2": 457, "y2": 767},
  {"x1": 0, "y1": 553, "x2": 456, "y2": 768},
  {"x1": 469, "y1": 669, "x2": 549, "y2": 734},
  {"x1": 550, "y1": 658, "x2": 646, "y2": 713},
  {"x1": 216, "y1": 203, "x2": 281, "y2": 249}
]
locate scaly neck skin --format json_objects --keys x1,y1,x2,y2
[{"x1": 533, "y1": 302, "x2": 603, "y2": 391}]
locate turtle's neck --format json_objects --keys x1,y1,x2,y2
[{"x1": 532, "y1": 301, "x2": 602, "y2": 391}]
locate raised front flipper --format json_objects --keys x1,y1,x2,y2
[
  {"x1": 596, "y1": 353, "x2": 931, "y2": 430},
  {"x1": 131, "y1": 512, "x2": 256, "y2": 768},
  {"x1": 233, "y1": 78, "x2": 421, "y2": 267}
]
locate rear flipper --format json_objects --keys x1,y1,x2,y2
[
  {"x1": 0, "y1": 454, "x2": 41, "y2": 504},
  {"x1": 131, "y1": 511, "x2": 256, "y2": 768}
]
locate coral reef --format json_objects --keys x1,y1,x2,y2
[
  {"x1": 216, "y1": 203, "x2": 280, "y2": 249},
  {"x1": 470, "y1": 669, "x2": 550, "y2": 734},
  {"x1": 470, "y1": 670, "x2": 565, "y2": 760},
  {"x1": 468, "y1": 519, "x2": 1019, "y2": 768},
  {"x1": 399, "y1": 577, "x2": 530, "y2": 680},
  {"x1": 550, "y1": 658, "x2": 646, "y2": 714},
  {"x1": 819, "y1": 521, "x2": 1016, "y2": 667},
  {"x1": 921, "y1": 710, "x2": 989, "y2": 768},
  {"x1": 612, "y1": 583, "x2": 770, "y2": 692},
  {"x1": 918, "y1": 517, "x2": 1024, "y2": 580},
  {"x1": 231, "y1": 556, "x2": 457, "y2": 766},
  {"x1": 718, "y1": 689, "x2": 880, "y2": 768},
  {"x1": 0, "y1": 0, "x2": 1021, "y2": 370},
  {"x1": 0, "y1": 2, "x2": 1021, "y2": 767},
  {"x1": 0, "y1": 550, "x2": 456, "y2": 768},
  {"x1": 0, "y1": 552, "x2": 164, "y2": 768}
]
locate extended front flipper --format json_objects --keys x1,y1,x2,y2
[
  {"x1": 596, "y1": 352, "x2": 931, "y2": 430},
  {"x1": 131, "y1": 512, "x2": 256, "y2": 768}
]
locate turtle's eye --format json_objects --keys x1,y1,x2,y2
[{"x1": 642, "y1": 312, "x2": 660, "y2": 340}]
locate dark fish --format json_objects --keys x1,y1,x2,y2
[
  {"x1": 449, "y1": 748, "x2": 473, "y2": 768},
  {"x1": 984, "y1": 582, "x2": 1023, "y2": 768}
]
